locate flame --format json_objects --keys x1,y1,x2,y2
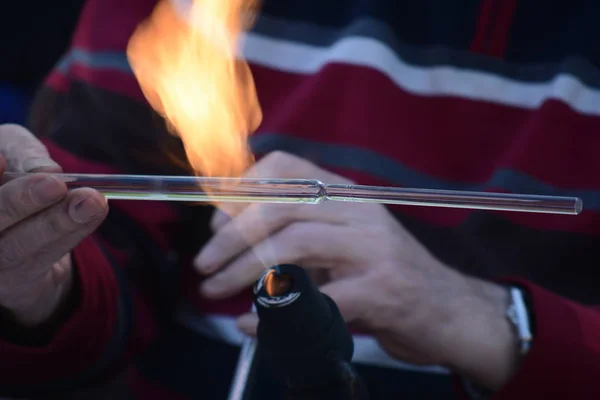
[{"x1": 127, "y1": 0, "x2": 262, "y2": 179}]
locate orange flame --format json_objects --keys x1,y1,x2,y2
[{"x1": 127, "y1": 0, "x2": 262, "y2": 179}]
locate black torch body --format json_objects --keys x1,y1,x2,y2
[{"x1": 253, "y1": 264, "x2": 369, "y2": 400}]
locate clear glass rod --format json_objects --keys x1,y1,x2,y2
[{"x1": 4, "y1": 173, "x2": 582, "y2": 215}]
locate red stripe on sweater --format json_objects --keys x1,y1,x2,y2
[
  {"x1": 46, "y1": 71, "x2": 71, "y2": 93},
  {"x1": 471, "y1": 0, "x2": 518, "y2": 58},
  {"x1": 470, "y1": 0, "x2": 495, "y2": 54},
  {"x1": 487, "y1": 0, "x2": 517, "y2": 58},
  {"x1": 251, "y1": 63, "x2": 600, "y2": 189},
  {"x1": 71, "y1": 0, "x2": 156, "y2": 51}
]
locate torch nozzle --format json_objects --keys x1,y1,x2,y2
[
  {"x1": 263, "y1": 268, "x2": 294, "y2": 297},
  {"x1": 253, "y1": 264, "x2": 361, "y2": 396}
]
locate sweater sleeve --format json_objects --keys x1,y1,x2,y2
[
  {"x1": 0, "y1": 236, "x2": 140, "y2": 397},
  {"x1": 456, "y1": 278, "x2": 600, "y2": 400}
]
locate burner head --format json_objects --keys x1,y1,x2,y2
[
  {"x1": 263, "y1": 268, "x2": 293, "y2": 297},
  {"x1": 253, "y1": 264, "x2": 305, "y2": 309},
  {"x1": 252, "y1": 264, "x2": 355, "y2": 391}
]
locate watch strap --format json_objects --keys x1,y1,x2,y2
[{"x1": 506, "y1": 286, "x2": 533, "y2": 355}]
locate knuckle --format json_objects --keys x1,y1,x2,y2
[
  {"x1": 0, "y1": 123, "x2": 30, "y2": 140},
  {"x1": 212, "y1": 226, "x2": 237, "y2": 249},
  {"x1": 46, "y1": 210, "x2": 78, "y2": 237},
  {"x1": 0, "y1": 185, "x2": 30, "y2": 225},
  {"x1": 227, "y1": 205, "x2": 264, "y2": 236},
  {"x1": 261, "y1": 151, "x2": 312, "y2": 175},
  {"x1": 282, "y1": 222, "x2": 313, "y2": 256},
  {"x1": 210, "y1": 210, "x2": 231, "y2": 231},
  {"x1": 0, "y1": 238, "x2": 28, "y2": 267},
  {"x1": 0, "y1": 124, "x2": 39, "y2": 147},
  {"x1": 285, "y1": 221, "x2": 311, "y2": 238},
  {"x1": 263, "y1": 150, "x2": 292, "y2": 164},
  {"x1": 0, "y1": 125, "x2": 54, "y2": 172},
  {"x1": 35, "y1": 246, "x2": 65, "y2": 269},
  {"x1": 262, "y1": 204, "x2": 291, "y2": 228}
]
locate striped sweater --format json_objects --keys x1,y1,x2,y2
[{"x1": 1, "y1": 0, "x2": 600, "y2": 398}]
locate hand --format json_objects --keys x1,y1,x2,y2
[
  {"x1": 196, "y1": 151, "x2": 519, "y2": 390},
  {"x1": 0, "y1": 124, "x2": 108, "y2": 327},
  {"x1": 196, "y1": 150, "x2": 402, "y2": 297}
]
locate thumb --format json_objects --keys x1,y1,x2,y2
[{"x1": 0, "y1": 124, "x2": 61, "y2": 172}]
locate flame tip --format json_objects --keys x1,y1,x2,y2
[{"x1": 127, "y1": 0, "x2": 262, "y2": 186}]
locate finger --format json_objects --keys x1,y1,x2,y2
[
  {"x1": 308, "y1": 269, "x2": 330, "y2": 286},
  {"x1": 31, "y1": 191, "x2": 107, "y2": 268},
  {"x1": 319, "y1": 278, "x2": 368, "y2": 324},
  {"x1": 210, "y1": 208, "x2": 231, "y2": 231},
  {"x1": 197, "y1": 203, "x2": 346, "y2": 274},
  {"x1": 214, "y1": 201, "x2": 253, "y2": 220},
  {"x1": 0, "y1": 124, "x2": 61, "y2": 172},
  {"x1": 0, "y1": 173, "x2": 67, "y2": 232},
  {"x1": 0, "y1": 188, "x2": 108, "y2": 270},
  {"x1": 246, "y1": 151, "x2": 351, "y2": 183},
  {"x1": 200, "y1": 222, "x2": 353, "y2": 299},
  {"x1": 198, "y1": 204, "x2": 270, "y2": 273},
  {"x1": 237, "y1": 312, "x2": 258, "y2": 337}
]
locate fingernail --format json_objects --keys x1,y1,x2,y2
[
  {"x1": 31, "y1": 176, "x2": 65, "y2": 204},
  {"x1": 69, "y1": 195, "x2": 106, "y2": 223}
]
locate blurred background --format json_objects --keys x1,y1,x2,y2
[{"x1": 0, "y1": 0, "x2": 85, "y2": 125}]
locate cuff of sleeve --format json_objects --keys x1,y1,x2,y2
[
  {"x1": 456, "y1": 277, "x2": 600, "y2": 399},
  {"x1": 0, "y1": 236, "x2": 128, "y2": 395}
]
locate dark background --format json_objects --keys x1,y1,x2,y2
[{"x1": 0, "y1": 0, "x2": 85, "y2": 124}]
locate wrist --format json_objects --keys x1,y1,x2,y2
[
  {"x1": 13, "y1": 267, "x2": 74, "y2": 326},
  {"x1": 445, "y1": 278, "x2": 521, "y2": 391},
  {"x1": 0, "y1": 260, "x2": 79, "y2": 346}
]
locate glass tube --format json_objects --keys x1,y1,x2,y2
[
  {"x1": 43, "y1": 173, "x2": 324, "y2": 203},
  {"x1": 4, "y1": 172, "x2": 582, "y2": 215}
]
